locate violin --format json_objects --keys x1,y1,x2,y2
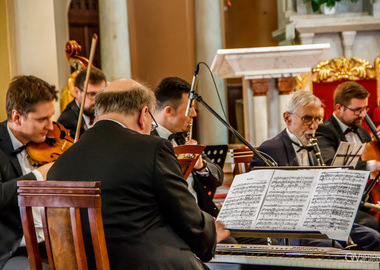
[
  {"x1": 25, "y1": 34, "x2": 98, "y2": 166},
  {"x1": 361, "y1": 114, "x2": 380, "y2": 219},
  {"x1": 26, "y1": 122, "x2": 74, "y2": 166}
]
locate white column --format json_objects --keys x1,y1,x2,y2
[
  {"x1": 299, "y1": 33, "x2": 315, "y2": 45},
  {"x1": 6, "y1": 0, "x2": 71, "y2": 120},
  {"x1": 195, "y1": 0, "x2": 227, "y2": 145},
  {"x1": 98, "y1": 0, "x2": 131, "y2": 81},
  {"x1": 250, "y1": 79, "x2": 269, "y2": 146},
  {"x1": 341, "y1": 31, "x2": 356, "y2": 58},
  {"x1": 242, "y1": 79, "x2": 255, "y2": 144}
]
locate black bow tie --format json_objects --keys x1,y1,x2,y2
[
  {"x1": 168, "y1": 132, "x2": 187, "y2": 145},
  {"x1": 11, "y1": 144, "x2": 27, "y2": 156},
  {"x1": 291, "y1": 141, "x2": 313, "y2": 153},
  {"x1": 344, "y1": 127, "x2": 358, "y2": 135}
]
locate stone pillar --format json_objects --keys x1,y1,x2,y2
[
  {"x1": 341, "y1": 31, "x2": 357, "y2": 58},
  {"x1": 6, "y1": 0, "x2": 71, "y2": 120},
  {"x1": 277, "y1": 77, "x2": 294, "y2": 131},
  {"x1": 195, "y1": 0, "x2": 227, "y2": 145},
  {"x1": 98, "y1": 0, "x2": 131, "y2": 81},
  {"x1": 299, "y1": 33, "x2": 315, "y2": 45},
  {"x1": 373, "y1": 0, "x2": 380, "y2": 17},
  {"x1": 251, "y1": 79, "x2": 269, "y2": 146}
]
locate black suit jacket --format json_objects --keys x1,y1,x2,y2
[
  {"x1": 315, "y1": 115, "x2": 371, "y2": 170},
  {"x1": 151, "y1": 129, "x2": 223, "y2": 217},
  {"x1": 58, "y1": 100, "x2": 86, "y2": 139},
  {"x1": 48, "y1": 120, "x2": 216, "y2": 269},
  {"x1": 0, "y1": 121, "x2": 36, "y2": 268},
  {"x1": 249, "y1": 129, "x2": 318, "y2": 169}
]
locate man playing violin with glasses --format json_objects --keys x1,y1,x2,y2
[
  {"x1": 58, "y1": 67, "x2": 106, "y2": 139},
  {"x1": 316, "y1": 80, "x2": 380, "y2": 233}
]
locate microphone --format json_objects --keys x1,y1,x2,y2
[{"x1": 185, "y1": 63, "x2": 200, "y2": 117}]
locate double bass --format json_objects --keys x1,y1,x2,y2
[{"x1": 361, "y1": 114, "x2": 380, "y2": 220}]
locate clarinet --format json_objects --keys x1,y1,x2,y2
[{"x1": 306, "y1": 133, "x2": 325, "y2": 166}]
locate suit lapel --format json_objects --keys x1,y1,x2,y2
[
  {"x1": 280, "y1": 130, "x2": 299, "y2": 166},
  {"x1": 328, "y1": 115, "x2": 347, "y2": 142},
  {"x1": 0, "y1": 121, "x2": 23, "y2": 176}
]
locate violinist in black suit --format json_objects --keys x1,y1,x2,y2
[
  {"x1": 0, "y1": 75, "x2": 56, "y2": 269},
  {"x1": 48, "y1": 78, "x2": 230, "y2": 269},
  {"x1": 58, "y1": 67, "x2": 106, "y2": 139},
  {"x1": 152, "y1": 77, "x2": 223, "y2": 217}
]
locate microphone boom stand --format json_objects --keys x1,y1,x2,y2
[{"x1": 191, "y1": 92, "x2": 277, "y2": 167}]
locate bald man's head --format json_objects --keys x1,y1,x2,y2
[
  {"x1": 104, "y1": 78, "x2": 143, "y2": 93},
  {"x1": 95, "y1": 79, "x2": 156, "y2": 117}
]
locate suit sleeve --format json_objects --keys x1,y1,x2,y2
[
  {"x1": 315, "y1": 124, "x2": 340, "y2": 166},
  {"x1": 193, "y1": 155, "x2": 223, "y2": 189},
  {"x1": 154, "y1": 139, "x2": 216, "y2": 262},
  {"x1": 0, "y1": 171, "x2": 36, "y2": 211}
]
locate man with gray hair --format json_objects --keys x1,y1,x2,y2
[
  {"x1": 47, "y1": 78, "x2": 229, "y2": 269},
  {"x1": 249, "y1": 90, "x2": 322, "y2": 168},
  {"x1": 249, "y1": 90, "x2": 380, "y2": 250}
]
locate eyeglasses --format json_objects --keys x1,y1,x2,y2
[
  {"x1": 78, "y1": 87, "x2": 97, "y2": 98},
  {"x1": 290, "y1": 113, "x2": 323, "y2": 125},
  {"x1": 148, "y1": 111, "x2": 159, "y2": 131},
  {"x1": 342, "y1": 105, "x2": 370, "y2": 116}
]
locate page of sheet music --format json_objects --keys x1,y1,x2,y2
[
  {"x1": 217, "y1": 170, "x2": 273, "y2": 228},
  {"x1": 301, "y1": 169, "x2": 369, "y2": 240},
  {"x1": 254, "y1": 170, "x2": 318, "y2": 230},
  {"x1": 217, "y1": 169, "x2": 369, "y2": 241}
]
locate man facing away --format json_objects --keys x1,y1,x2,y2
[
  {"x1": 249, "y1": 90, "x2": 380, "y2": 250},
  {"x1": 316, "y1": 81, "x2": 380, "y2": 232},
  {"x1": 152, "y1": 77, "x2": 224, "y2": 218},
  {"x1": 58, "y1": 67, "x2": 107, "y2": 139},
  {"x1": 0, "y1": 75, "x2": 55, "y2": 269},
  {"x1": 47, "y1": 78, "x2": 230, "y2": 269}
]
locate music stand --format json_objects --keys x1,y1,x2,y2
[
  {"x1": 174, "y1": 145, "x2": 205, "y2": 179},
  {"x1": 203, "y1": 145, "x2": 228, "y2": 169},
  {"x1": 331, "y1": 142, "x2": 366, "y2": 167}
]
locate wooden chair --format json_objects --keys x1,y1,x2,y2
[
  {"x1": 17, "y1": 180, "x2": 110, "y2": 270},
  {"x1": 174, "y1": 144, "x2": 205, "y2": 179},
  {"x1": 230, "y1": 148, "x2": 254, "y2": 177}
]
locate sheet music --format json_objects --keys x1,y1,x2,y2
[
  {"x1": 217, "y1": 169, "x2": 369, "y2": 241},
  {"x1": 332, "y1": 142, "x2": 366, "y2": 167}
]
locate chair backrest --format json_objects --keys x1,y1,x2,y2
[
  {"x1": 230, "y1": 148, "x2": 254, "y2": 177},
  {"x1": 174, "y1": 144, "x2": 206, "y2": 179},
  {"x1": 17, "y1": 180, "x2": 110, "y2": 270}
]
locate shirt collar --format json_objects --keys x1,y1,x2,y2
[
  {"x1": 155, "y1": 125, "x2": 173, "y2": 140},
  {"x1": 286, "y1": 128, "x2": 303, "y2": 147},
  {"x1": 7, "y1": 124, "x2": 24, "y2": 151},
  {"x1": 333, "y1": 113, "x2": 350, "y2": 133},
  {"x1": 96, "y1": 119, "x2": 126, "y2": 128}
]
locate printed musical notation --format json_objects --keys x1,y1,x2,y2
[{"x1": 217, "y1": 169, "x2": 369, "y2": 241}]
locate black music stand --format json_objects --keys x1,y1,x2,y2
[{"x1": 203, "y1": 144, "x2": 228, "y2": 169}]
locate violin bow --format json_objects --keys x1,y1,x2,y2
[{"x1": 74, "y1": 33, "x2": 98, "y2": 143}]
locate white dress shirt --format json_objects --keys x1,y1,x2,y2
[
  {"x1": 286, "y1": 128, "x2": 310, "y2": 166},
  {"x1": 7, "y1": 125, "x2": 44, "y2": 246}
]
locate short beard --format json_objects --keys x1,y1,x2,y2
[{"x1": 83, "y1": 106, "x2": 95, "y2": 118}]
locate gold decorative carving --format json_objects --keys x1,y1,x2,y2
[
  {"x1": 312, "y1": 57, "x2": 375, "y2": 82},
  {"x1": 295, "y1": 73, "x2": 312, "y2": 92}
]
